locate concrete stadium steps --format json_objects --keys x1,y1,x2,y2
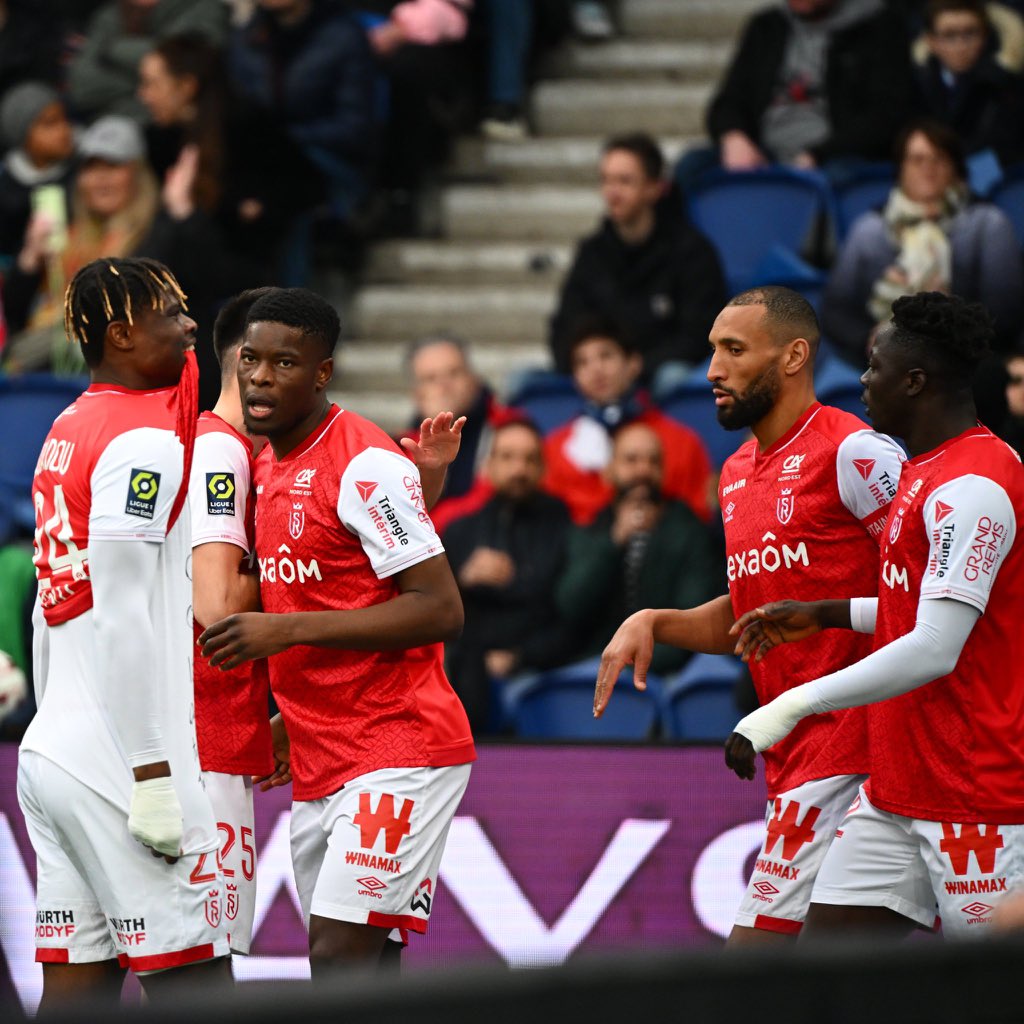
[
  {"x1": 330, "y1": 338, "x2": 552, "y2": 435},
  {"x1": 338, "y1": 0, "x2": 758, "y2": 428},
  {"x1": 351, "y1": 285, "x2": 558, "y2": 342},
  {"x1": 544, "y1": 39, "x2": 731, "y2": 80},
  {"x1": 441, "y1": 185, "x2": 602, "y2": 240},
  {"x1": 620, "y1": 0, "x2": 763, "y2": 37},
  {"x1": 449, "y1": 136, "x2": 692, "y2": 185},
  {"x1": 365, "y1": 240, "x2": 572, "y2": 286},
  {"x1": 531, "y1": 80, "x2": 712, "y2": 136}
]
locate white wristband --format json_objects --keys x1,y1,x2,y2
[
  {"x1": 733, "y1": 686, "x2": 813, "y2": 752},
  {"x1": 128, "y1": 777, "x2": 183, "y2": 857},
  {"x1": 849, "y1": 598, "x2": 878, "y2": 635}
]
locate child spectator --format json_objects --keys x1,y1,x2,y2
[
  {"x1": 913, "y1": 0, "x2": 1024, "y2": 168},
  {"x1": 0, "y1": 83, "x2": 75, "y2": 264},
  {"x1": 543, "y1": 319, "x2": 712, "y2": 525}
]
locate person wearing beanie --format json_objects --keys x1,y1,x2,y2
[{"x1": 0, "y1": 82, "x2": 75, "y2": 263}]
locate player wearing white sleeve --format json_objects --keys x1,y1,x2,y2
[
  {"x1": 18, "y1": 258, "x2": 230, "y2": 1011},
  {"x1": 595, "y1": 287, "x2": 904, "y2": 945},
  {"x1": 727, "y1": 293, "x2": 1024, "y2": 941}
]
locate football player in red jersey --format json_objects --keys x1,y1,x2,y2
[
  {"x1": 199, "y1": 288, "x2": 475, "y2": 978},
  {"x1": 20, "y1": 258, "x2": 231, "y2": 1009},
  {"x1": 594, "y1": 286, "x2": 905, "y2": 945},
  {"x1": 727, "y1": 292, "x2": 1024, "y2": 940}
]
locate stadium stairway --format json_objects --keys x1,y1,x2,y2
[{"x1": 327, "y1": 0, "x2": 763, "y2": 434}]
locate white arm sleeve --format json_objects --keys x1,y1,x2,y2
[
  {"x1": 849, "y1": 597, "x2": 877, "y2": 634},
  {"x1": 31, "y1": 594, "x2": 48, "y2": 706},
  {"x1": 90, "y1": 537, "x2": 167, "y2": 767},
  {"x1": 734, "y1": 597, "x2": 979, "y2": 752}
]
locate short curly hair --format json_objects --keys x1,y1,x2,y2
[
  {"x1": 890, "y1": 292, "x2": 992, "y2": 385},
  {"x1": 245, "y1": 287, "x2": 340, "y2": 359}
]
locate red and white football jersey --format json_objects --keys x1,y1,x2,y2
[
  {"x1": 23, "y1": 374, "x2": 217, "y2": 855},
  {"x1": 868, "y1": 426, "x2": 1024, "y2": 823},
  {"x1": 253, "y1": 405, "x2": 476, "y2": 801},
  {"x1": 720, "y1": 402, "x2": 905, "y2": 797},
  {"x1": 190, "y1": 412, "x2": 272, "y2": 776}
]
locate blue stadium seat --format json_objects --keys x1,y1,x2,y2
[
  {"x1": 831, "y1": 165, "x2": 894, "y2": 242},
  {"x1": 503, "y1": 658, "x2": 663, "y2": 740},
  {"x1": 0, "y1": 375, "x2": 87, "y2": 542},
  {"x1": 661, "y1": 653, "x2": 744, "y2": 743},
  {"x1": 505, "y1": 370, "x2": 585, "y2": 436},
  {"x1": 685, "y1": 167, "x2": 833, "y2": 294},
  {"x1": 988, "y1": 168, "x2": 1024, "y2": 249},
  {"x1": 814, "y1": 355, "x2": 869, "y2": 423}
]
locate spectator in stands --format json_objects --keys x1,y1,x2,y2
[
  {"x1": 138, "y1": 32, "x2": 323, "y2": 283},
  {"x1": 444, "y1": 419, "x2": 574, "y2": 732},
  {"x1": 66, "y1": 0, "x2": 228, "y2": 121},
  {"x1": 676, "y1": 0, "x2": 913, "y2": 188},
  {"x1": 912, "y1": 0, "x2": 1024, "y2": 168},
  {"x1": 550, "y1": 132, "x2": 726, "y2": 389},
  {"x1": 821, "y1": 119, "x2": 1023, "y2": 365},
  {"x1": 0, "y1": 83, "x2": 76, "y2": 264},
  {"x1": 361, "y1": 0, "x2": 476, "y2": 235},
  {"x1": 0, "y1": 1, "x2": 63, "y2": 96},
  {"x1": 1001, "y1": 349, "x2": 1024, "y2": 454},
  {"x1": 1, "y1": 115, "x2": 228, "y2": 402},
  {"x1": 228, "y1": 0, "x2": 378, "y2": 249},
  {"x1": 402, "y1": 332, "x2": 516, "y2": 534},
  {"x1": 478, "y1": 0, "x2": 574, "y2": 140},
  {"x1": 543, "y1": 318, "x2": 712, "y2": 525},
  {"x1": 555, "y1": 422, "x2": 723, "y2": 675}
]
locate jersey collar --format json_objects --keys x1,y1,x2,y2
[
  {"x1": 754, "y1": 401, "x2": 822, "y2": 465},
  {"x1": 906, "y1": 424, "x2": 993, "y2": 467},
  {"x1": 271, "y1": 404, "x2": 342, "y2": 463},
  {"x1": 200, "y1": 410, "x2": 255, "y2": 455}
]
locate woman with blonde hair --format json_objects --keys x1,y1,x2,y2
[{"x1": 3, "y1": 115, "x2": 159, "y2": 371}]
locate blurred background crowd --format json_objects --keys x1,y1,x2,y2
[{"x1": 3, "y1": 0, "x2": 1024, "y2": 742}]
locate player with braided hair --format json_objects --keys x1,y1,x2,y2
[
  {"x1": 727, "y1": 291, "x2": 1024, "y2": 940},
  {"x1": 20, "y1": 257, "x2": 230, "y2": 1009}
]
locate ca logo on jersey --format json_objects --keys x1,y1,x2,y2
[
  {"x1": 125, "y1": 469, "x2": 160, "y2": 519},
  {"x1": 206, "y1": 473, "x2": 235, "y2": 515}
]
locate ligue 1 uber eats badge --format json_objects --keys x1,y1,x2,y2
[{"x1": 125, "y1": 469, "x2": 160, "y2": 519}]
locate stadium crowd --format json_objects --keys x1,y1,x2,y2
[{"x1": 3, "y1": 0, "x2": 1024, "y2": 1003}]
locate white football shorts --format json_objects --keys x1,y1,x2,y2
[
  {"x1": 734, "y1": 773, "x2": 866, "y2": 935},
  {"x1": 290, "y1": 762, "x2": 472, "y2": 937},
  {"x1": 202, "y1": 771, "x2": 257, "y2": 955},
  {"x1": 811, "y1": 784, "x2": 1024, "y2": 939},
  {"x1": 19, "y1": 751, "x2": 229, "y2": 972}
]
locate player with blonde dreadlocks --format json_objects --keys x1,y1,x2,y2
[{"x1": 20, "y1": 256, "x2": 232, "y2": 1010}]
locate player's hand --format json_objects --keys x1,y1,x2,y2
[
  {"x1": 254, "y1": 713, "x2": 292, "y2": 792},
  {"x1": 400, "y1": 412, "x2": 466, "y2": 472},
  {"x1": 594, "y1": 609, "x2": 655, "y2": 717},
  {"x1": 199, "y1": 613, "x2": 291, "y2": 670},
  {"x1": 128, "y1": 777, "x2": 183, "y2": 863},
  {"x1": 724, "y1": 732, "x2": 757, "y2": 780},
  {"x1": 0, "y1": 652, "x2": 27, "y2": 724},
  {"x1": 730, "y1": 601, "x2": 823, "y2": 663}
]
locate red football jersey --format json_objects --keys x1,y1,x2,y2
[
  {"x1": 191, "y1": 412, "x2": 272, "y2": 776},
  {"x1": 867, "y1": 427, "x2": 1024, "y2": 823},
  {"x1": 33, "y1": 382, "x2": 184, "y2": 625},
  {"x1": 253, "y1": 406, "x2": 476, "y2": 801},
  {"x1": 720, "y1": 403, "x2": 905, "y2": 796}
]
